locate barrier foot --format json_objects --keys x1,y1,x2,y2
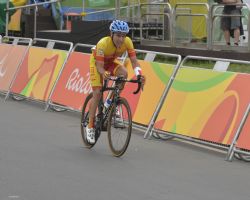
[
  {"x1": 144, "y1": 123, "x2": 154, "y2": 139},
  {"x1": 44, "y1": 102, "x2": 50, "y2": 111},
  {"x1": 225, "y1": 145, "x2": 235, "y2": 162},
  {"x1": 4, "y1": 91, "x2": 10, "y2": 102}
]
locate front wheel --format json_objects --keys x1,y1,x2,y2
[
  {"x1": 81, "y1": 93, "x2": 96, "y2": 149},
  {"x1": 107, "y1": 98, "x2": 132, "y2": 157}
]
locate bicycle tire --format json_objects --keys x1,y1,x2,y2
[
  {"x1": 107, "y1": 98, "x2": 132, "y2": 157},
  {"x1": 80, "y1": 93, "x2": 96, "y2": 149}
]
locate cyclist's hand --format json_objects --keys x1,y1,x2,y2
[
  {"x1": 103, "y1": 71, "x2": 111, "y2": 80},
  {"x1": 137, "y1": 75, "x2": 146, "y2": 90}
]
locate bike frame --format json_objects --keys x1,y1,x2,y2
[{"x1": 95, "y1": 79, "x2": 121, "y2": 139}]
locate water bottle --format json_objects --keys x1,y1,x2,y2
[{"x1": 103, "y1": 99, "x2": 112, "y2": 112}]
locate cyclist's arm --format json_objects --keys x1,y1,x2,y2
[
  {"x1": 94, "y1": 42, "x2": 110, "y2": 78},
  {"x1": 130, "y1": 56, "x2": 142, "y2": 77},
  {"x1": 96, "y1": 61, "x2": 106, "y2": 75},
  {"x1": 126, "y1": 37, "x2": 143, "y2": 76},
  {"x1": 96, "y1": 61, "x2": 110, "y2": 79}
]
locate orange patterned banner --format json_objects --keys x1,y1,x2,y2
[
  {"x1": 122, "y1": 60, "x2": 174, "y2": 125},
  {"x1": 154, "y1": 69, "x2": 250, "y2": 146},
  {"x1": 10, "y1": 47, "x2": 68, "y2": 101}
]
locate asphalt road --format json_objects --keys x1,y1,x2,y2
[{"x1": 0, "y1": 96, "x2": 250, "y2": 200}]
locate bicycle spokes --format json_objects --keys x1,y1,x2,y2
[
  {"x1": 107, "y1": 99, "x2": 132, "y2": 157},
  {"x1": 112, "y1": 105, "x2": 126, "y2": 129}
]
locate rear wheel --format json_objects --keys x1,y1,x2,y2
[
  {"x1": 80, "y1": 93, "x2": 97, "y2": 148},
  {"x1": 107, "y1": 98, "x2": 132, "y2": 157}
]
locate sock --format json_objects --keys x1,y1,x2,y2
[{"x1": 88, "y1": 118, "x2": 94, "y2": 128}]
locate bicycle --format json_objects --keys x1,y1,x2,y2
[{"x1": 80, "y1": 76, "x2": 142, "y2": 157}]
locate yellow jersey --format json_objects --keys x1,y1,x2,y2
[{"x1": 91, "y1": 36, "x2": 136, "y2": 69}]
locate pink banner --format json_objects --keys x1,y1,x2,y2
[{"x1": 0, "y1": 45, "x2": 28, "y2": 91}]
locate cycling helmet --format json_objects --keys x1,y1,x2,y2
[{"x1": 109, "y1": 20, "x2": 129, "y2": 34}]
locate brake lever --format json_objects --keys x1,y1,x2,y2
[{"x1": 133, "y1": 75, "x2": 142, "y2": 94}]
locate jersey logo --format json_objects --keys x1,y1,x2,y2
[{"x1": 97, "y1": 49, "x2": 104, "y2": 56}]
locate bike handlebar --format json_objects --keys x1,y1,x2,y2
[{"x1": 103, "y1": 75, "x2": 142, "y2": 94}]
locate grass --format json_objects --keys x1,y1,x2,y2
[{"x1": 137, "y1": 53, "x2": 250, "y2": 74}]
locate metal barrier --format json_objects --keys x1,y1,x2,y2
[
  {"x1": 6, "y1": 38, "x2": 73, "y2": 107},
  {"x1": 227, "y1": 103, "x2": 250, "y2": 161},
  {"x1": 144, "y1": 55, "x2": 250, "y2": 161},
  {"x1": 144, "y1": 53, "x2": 182, "y2": 138},
  {"x1": 139, "y1": 3, "x2": 172, "y2": 46},
  {"x1": 173, "y1": 3, "x2": 209, "y2": 49},
  {"x1": 0, "y1": 36, "x2": 32, "y2": 99},
  {"x1": 138, "y1": 2, "x2": 250, "y2": 52},
  {"x1": 209, "y1": 3, "x2": 250, "y2": 51},
  {"x1": 2, "y1": 36, "x2": 32, "y2": 46},
  {"x1": 174, "y1": 8, "x2": 192, "y2": 43},
  {"x1": 47, "y1": 43, "x2": 94, "y2": 112}
]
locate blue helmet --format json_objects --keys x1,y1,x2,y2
[{"x1": 109, "y1": 20, "x2": 129, "y2": 34}]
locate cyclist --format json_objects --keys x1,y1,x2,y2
[{"x1": 86, "y1": 19, "x2": 145, "y2": 144}]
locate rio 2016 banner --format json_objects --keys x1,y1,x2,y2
[
  {"x1": 10, "y1": 47, "x2": 68, "y2": 101},
  {"x1": 50, "y1": 52, "x2": 92, "y2": 110},
  {"x1": 0, "y1": 44, "x2": 29, "y2": 92},
  {"x1": 154, "y1": 68, "x2": 250, "y2": 146}
]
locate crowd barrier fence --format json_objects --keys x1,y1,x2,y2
[
  {"x1": 0, "y1": 38, "x2": 250, "y2": 162},
  {"x1": 7, "y1": 38, "x2": 73, "y2": 107},
  {"x1": 0, "y1": 37, "x2": 32, "y2": 98},
  {"x1": 144, "y1": 55, "x2": 250, "y2": 161},
  {"x1": 48, "y1": 43, "x2": 94, "y2": 112}
]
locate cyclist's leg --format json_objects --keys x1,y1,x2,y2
[
  {"x1": 114, "y1": 65, "x2": 128, "y2": 77},
  {"x1": 88, "y1": 88, "x2": 101, "y2": 128},
  {"x1": 113, "y1": 64, "x2": 128, "y2": 90},
  {"x1": 89, "y1": 59, "x2": 103, "y2": 128},
  {"x1": 112, "y1": 64, "x2": 128, "y2": 117}
]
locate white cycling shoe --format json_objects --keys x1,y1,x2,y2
[{"x1": 86, "y1": 126, "x2": 95, "y2": 144}]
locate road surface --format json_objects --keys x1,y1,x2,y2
[{"x1": 0, "y1": 96, "x2": 249, "y2": 200}]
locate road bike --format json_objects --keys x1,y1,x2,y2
[{"x1": 81, "y1": 76, "x2": 142, "y2": 157}]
